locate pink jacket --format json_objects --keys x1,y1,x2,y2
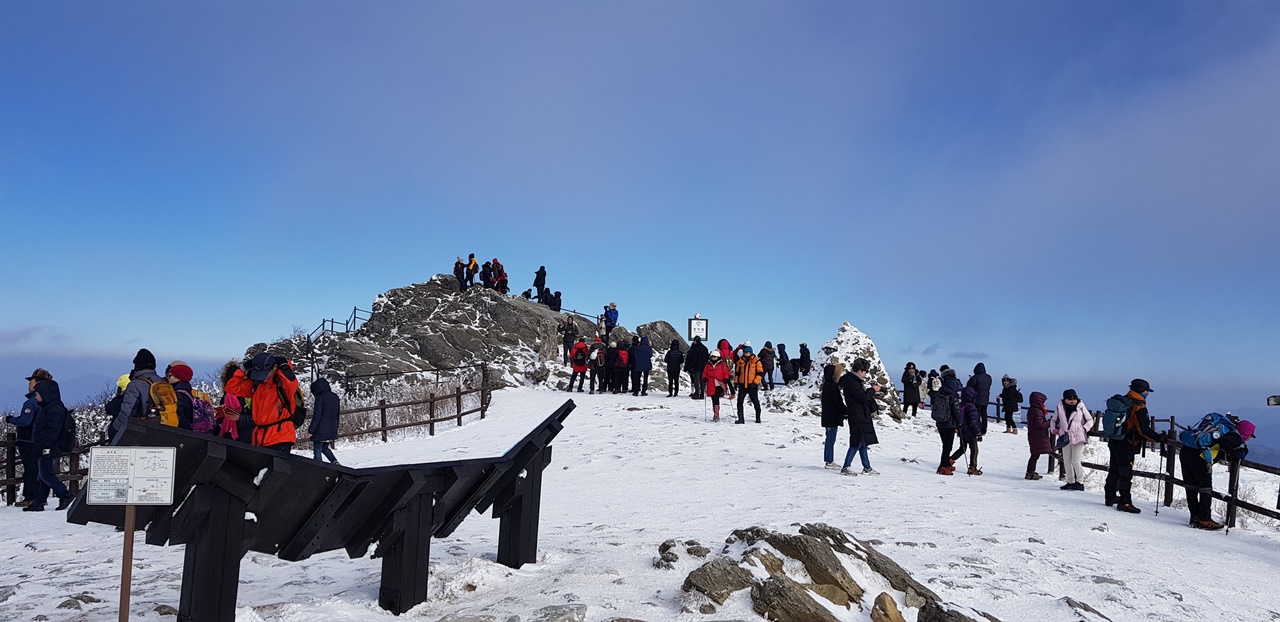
[{"x1": 1052, "y1": 401, "x2": 1094, "y2": 446}]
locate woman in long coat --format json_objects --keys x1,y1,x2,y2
[
  {"x1": 1025, "y1": 391, "x2": 1052, "y2": 480},
  {"x1": 839, "y1": 358, "x2": 881, "y2": 476},
  {"x1": 901, "y1": 362, "x2": 921, "y2": 417},
  {"x1": 820, "y1": 363, "x2": 846, "y2": 469}
]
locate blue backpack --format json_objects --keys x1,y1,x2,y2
[
  {"x1": 1100, "y1": 394, "x2": 1134, "y2": 441},
  {"x1": 1178, "y1": 413, "x2": 1238, "y2": 463}
]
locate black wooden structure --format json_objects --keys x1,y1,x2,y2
[{"x1": 67, "y1": 400, "x2": 574, "y2": 621}]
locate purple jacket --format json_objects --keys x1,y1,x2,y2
[{"x1": 959, "y1": 387, "x2": 983, "y2": 442}]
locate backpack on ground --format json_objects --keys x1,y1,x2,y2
[
  {"x1": 1100, "y1": 394, "x2": 1135, "y2": 441},
  {"x1": 58, "y1": 409, "x2": 77, "y2": 453},
  {"x1": 572, "y1": 347, "x2": 588, "y2": 367},
  {"x1": 1178, "y1": 412, "x2": 1239, "y2": 463},
  {"x1": 179, "y1": 389, "x2": 217, "y2": 433},
  {"x1": 150, "y1": 381, "x2": 179, "y2": 427}
]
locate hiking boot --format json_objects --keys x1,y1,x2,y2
[
  {"x1": 1105, "y1": 498, "x2": 1116, "y2": 507},
  {"x1": 735, "y1": 418, "x2": 745, "y2": 424},
  {"x1": 839, "y1": 468, "x2": 858, "y2": 476},
  {"x1": 1025, "y1": 473, "x2": 1042, "y2": 480},
  {"x1": 936, "y1": 466, "x2": 953, "y2": 476},
  {"x1": 824, "y1": 462, "x2": 840, "y2": 470},
  {"x1": 22, "y1": 504, "x2": 44, "y2": 512},
  {"x1": 1116, "y1": 503, "x2": 1141, "y2": 514},
  {"x1": 862, "y1": 468, "x2": 879, "y2": 476},
  {"x1": 712, "y1": 415, "x2": 720, "y2": 422},
  {"x1": 1060, "y1": 483, "x2": 1074, "y2": 490},
  {"x1": 55, "y1": 496, "x2": 73, "y2": 511},
  {"x1": 1192, "y1": 519, "x2": 1224, "y2": 531},
  {"x1": 1071, "y1": 483, "x2": 1085, "y2": 491},
  {"x1": 1010, "y1": 428, "x2": 1018, "y2": 435},
  {"x1": 755, "y1": 415, "x2": 761, "y2": 423},
  {"x1": 14, "y1": 499, "x2": 33, "y2": 508},
  {"x1": 968, "y1": 466, "x2": 983, "y2": 476}
]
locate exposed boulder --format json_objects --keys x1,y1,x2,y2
[
  {"x1": 749, "y1": 575, "x2": 842, "y2": 622},
  {"x1": 872, "y1": 592, "x2": 908, "y2": 622},
  {"x1": 682, "y1": 557, "x2": 755, "y2": 605}
]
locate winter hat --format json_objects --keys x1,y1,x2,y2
[
  {"x1": 25, "y1": 368, "x2": 53, "y2": 382},
  {"x1": 1130, "y1": 378, "x2": 1154, "y2": 393},
  {"x1": 577, "y1": 336, "x2": 585, "y2": 342},
  {"x1": 852, "y1": 358, "x2": 870, "y2": 373},
  {"x1": 744, "y1": 340, "x2": 751, "y2": 347},
  {"x1": 939, "y1": 364, "x2": 950, "y2": 373},
  {"x1": 693, "y1": 336, "x2": 701, "y2": 343},
  {"x1": 169, "y1": 364, "x2": 194, "y2": 383},
  {"x1": 709, "y1": 350, "x2": 721, "y2": 359},
  {"x1": 1001, "y1": 374, "x2": 1010, "y2": 381},
  {"x1": 249, "y1": 352, "x2": 276, "y2": 381},
  {"x1": 609, "y1": 341, "x2": 617, "y2": 347},
  {"x1": 609, "y1": 302, "x2": 617, "y2": 308},
  {"x1": 1063, "y1": 389, "x2": 1079, "y2": 401},
  {"x1": 741, "y1": 346, "x2": 753, "y2": 355},
  {"x1": 1237, "y1": 420, "x2": 1256, "y2": 442},
  {"x1": 764, "y1": 341, "x2": 772, "y2": 348},
  {"x1": 133, "y1": 348, "x2": 157, "y2": 371}
]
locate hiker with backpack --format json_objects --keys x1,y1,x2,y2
[
  {"x1": 840, "y1": 358, "x2": 882, "y2": 476},
  {"x1": 1052, "y1": 389, "x2": 1093, "y2": 491},
  {"x1": 603, "y1": 302, "x2": 619, "y2": 343},
  {"x1": 26, "y1": 370, "x2": 74, "y2": 512},
  {"x1": 957, "y1": 386, "x2": 984, "y2": 475},
  {"x1": 733, "y1": 343, "x2": 764, "y2": 423},
  {"x1": 1024, "y1": 391, "x2": 1052, "y2": 480},
  {"x1": 110, "y1": 348, "x2": 165, "y2": 440},
  {"x1": 8, "y1": 369, "x2": 46, "y2": 507},
  {"x1": 999, "y1": 375, "x2": 1023, "y2": 434},
  {"x1": 702, "y1": 350, "x2": 732, "y2": 422},
  {"x1": 901, "y1": 362, "x2": 921, "y2": 417},
  {"x1": 466, "y1": 254, "x2": 479, "y2": 287},
  {"x1": 931, "y1": 373, "x2": 962, "y2": 475},
  {"x1": 778, "y1": 344, "x2": 797, "y2": 385},
  {"x1": 966, "y1": 363, "x2": 993, "y2": 435},
  {"x1": 684, "y1": 336, "x2": 709, "y2": 399},
  {"x1": 588, "y1": 337, "x2": 606, "y2": 394},
  {"x1": 1103, "y1": 379, "x2": 1162, "y2": 514},
  {"x1": 1178, "y1": 414, "x2": 1255, "y2": 530},
  {"x1": 166, "y1": 362, "x2": 214, "y2": 432},
  {"x1": 225, "y1": 353, "x2": 302, "y2": 452},
  {"x1": 611, "y1": 341, "x2": 631, "y2": 394},
  {"x1": 480, "y1": 261, "x2": 494, "y2": 289},
  {"x1": 632, "y1": 336, "x2": 654, "y2": 396},
  {"x1": 664, "y1": 339, "x2": 685, "y2": 397},
  {"x1": 453, "y1": 257, "x2": 467, "y2": 291},
  {"x1": 758, "y1": 342, "x2": 777, "y2": 391},
  {"x1": 821, "y1": 363, "x2": 846, "y2": 470},
  {"x1": 568, "y1": 337, "x2": 590, "y2": 392},
  {"x1": 308, "y1": 378, "x2": 341, "y2": 464}
]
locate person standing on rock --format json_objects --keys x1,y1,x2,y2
[
  {"x1": 900, "y1": 362, "x2": 921, "y2": 417},
  {"x1": 1000, "y1": 375, "x2": 1023, "y2": 434},
  {"x1": 798, "y1": 343, "x2": 812, "y2": 377},
  {"x1": 758, "y1": 342, "x2": 777, "y2": 391},
  {"x1": 533, "y1": 266, "x2": 547, "y2": 303},
  {"x1": 702, "y1": 350, "x2": 732, "y2": 422},
  {"x1": 777, "y1": 344, "x2": 796, "y2": 385},
  {"x1": 480, "y1": 261, "x2": 494, "y2": 289},
  {"x1": 1052, "y1": 389, "x2": 1093, "y2": 491},
  {"x1": 453, "y1": 257, "x2": 467, "y2": 291},
  {"x1": 733, "y1": 344, "x2": 763, "y2": 424},
  {"x1": 558, "y1": 316, "x2": 579, "y2": 365},
  {"x1": 1024, "y1": 391, "x2": 1051, "y2": 480},
  {"x1": 465, "y1": 254, "x2": 479, "y2": 288},
  {"x1": 664, "y1": 339, "x2": 684, "y2": 397},
  {"x1": 821, "y1": 363, "x2": 846, "y2": 470},
  {"x1": 632, "y1": 336, "x2": 653, "y2": 396},
  {"x1": 839, "y1": 358, "x2": 881, "y2": 476},
  {"x1": 684, "y1": 336, "x2": 709, "y2": 399},
  {"x1": 603, "y1": 302, "x2": 619, "y2": 343},
  {"x1": 966, "y1": 363, "x2": 993, "y2": 435},
  {"x1": 550, "y1": 291, "x2": 562, "y2": 312},
  {"x1": 568, "y1": 337, "x2": 590, "y2": 393}
]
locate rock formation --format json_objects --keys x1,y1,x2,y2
[{"x1": 762, "y1": 322, "x2": 905, "y2": 420}]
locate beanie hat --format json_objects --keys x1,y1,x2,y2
[
  {"x1": 133, "y1": 348, "x2": 157, "y2": 371},
  {"x1": 709, "y1": 350, "x2": 721, "y2": 359},
  {"x1": 1237, "y1": 420, "x2": 1256, "y2": 442},
  {"x1": 1063, "y1": 389, "x2": 1079, "y2": 401},
  {"x1": 116, "y1": 373, "x2": 131, "y2": 391},
  {"x1": 741, "y1": 346, "x2": 753, "y2": 355},
  {"x1": 169, "y1": 364, "x2": 194, "y2": 383},
  {"x1": 852, "y1": 358, "x2": 870, "y2": 373},
  {"x1": 744, "y1": 340, "x2": 751, "y2": 347}
]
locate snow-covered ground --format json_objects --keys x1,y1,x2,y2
[{"x1": 2, "y1": 386, "x2": 1278, "y2": 621}]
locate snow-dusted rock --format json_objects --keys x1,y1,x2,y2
[{"x1": 763, "y1": 322, "x2": 905, "y2": 420}]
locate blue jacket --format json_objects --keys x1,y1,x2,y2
[
  {"x1": 604, "y1": 308, "x2": 618, "y2": 328},
  {"x1": 633, "y1": 337, "x2": 653, "y2": 372},
  {"x1": 31, "y1": 379, "x2": 68, "y2": 452},
  {"x1": 308, "y1": 379, "x2": 341, "y2": 442},
  {"x1": 6, "y1": 392, "x2": 39, "y2": 442}
]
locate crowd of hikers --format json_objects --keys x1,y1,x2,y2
[{"x1": 3, "y1": 256, "x2": 1260, "y2": 531}]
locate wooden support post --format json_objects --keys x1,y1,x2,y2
[
  {"x1": 496, "y1": 447, "x2": 551, "y2": 569},
  {"x1": 456, "y1": 386, "x2": 463, "y2": 426},
  {"x1": 1163, "y1": 416, "x2": 1177, "y2": 507},
  {"x1": 379, "y1": 399, "x2": 388, "y2": 443},
  {"x1": 377, "y1": 493, "x2": 434, "y2": 615},
  {"x1": 4, "y1": 432, "x2": 15, "y2": 506},
  {"x1": 119, "y1": 505, "x2": 135, "y2": 622},
  {"x1": 1227, "y1": 458, "x2": 1241, "y2": 529},
  {"x1": 178, "y1": 485, "x2": 249, "y2": 622},
  {"x1": 70, "y1": 451, "x2": 81, "y2": 496},
  {"x1": 429, "y1": 394, "x2": 435, "y2": 436}
]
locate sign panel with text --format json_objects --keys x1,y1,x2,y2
[{"x1": 87, "y1": 446, "x2": 176, "y2": 506}]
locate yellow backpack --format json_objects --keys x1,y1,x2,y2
[{"x1": 150, "y1": 381, "x2": 179, "y2": 427}]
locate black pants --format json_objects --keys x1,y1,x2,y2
[
  {"x1": 688, "y1": 371, "x2": 705, "y2": 398},
  {"x1": 709, "y1": 386, "x2": 725, "y2": 407},
  {"x1": 569, "y1": 371, "x2": 586, "y2": 392},
  {"x1": 667, "y1": 366, "x2": 681, "y2": 396},
  {"x1": 1105, "y1": 441, "x2": 1137, "y2": 505},
  {"x1": 1027, "y1": 454, "x2": 1045, "y2": 475},
  {"x1": 938, "y1": 428, "x2": 957, "y2": 468},
  {"x1": 631, "y1": 370, "x2": 648, "y2": 395},
  {"x1": 614, "y1": 368, "x2": 629, "y2": 393},
  {"x1": 1179, "y1": 448, "x2": 1214, "y2": 521},
  {"x1": 763, "y1": 369, "x2": 775, "y2": 391},
  {"x1": 589, "y1": 367, "x2": 599, "y2": 393},
  {"x1": 16, "y1": 439, "x2": 39, "y2": 500},
  {"x1": 978, "y1": 403, "x2": 989, "y2": 434},
  {"x1": 904, "y1": 402, "x2": 918, "y2": 417},
  {"x1": 562, "y1": 343, "x2": 574, "y2": 365},
  {"x1": 736, "y1": 384, "x2": 760, "y2": 421}
]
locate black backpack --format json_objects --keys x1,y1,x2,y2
[
  {"x1": 572, "y1": 347, "x2": 588, "y2": 367},
  {"x1": 58, "y1": 409, "x2": 77, "y2": 453}
]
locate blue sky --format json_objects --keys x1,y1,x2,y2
[{"x1": 1, "y1": 2, "x2": 1277, "y2": 426}]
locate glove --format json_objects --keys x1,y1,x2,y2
[
  {"x1": 276, "y1": 357, "x2": 291, "y2": 370},
  {"x1": 42, "y1": 448, "x2": 50, "y2": 456},
  {"x1": 977, "y1": 436, "x2": 984, "y2": 443}
]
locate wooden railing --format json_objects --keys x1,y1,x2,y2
[{"x1": 0, "y1": 439, "x2": 91, "y2": 506}]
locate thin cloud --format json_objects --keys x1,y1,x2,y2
[
  {"x1": 951, "y1": 350, "x2": 989, "y2": 360},
  {"x1": 0, "y1": 325, "x2": 64, "y2": 345},
  {"x1": 921, "y1": 343, "x2": 943, "y2": 355}
]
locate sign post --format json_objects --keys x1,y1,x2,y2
[
  {"x1": 688, "y1": 314, "x2": 708, "y2": 343},
  {"x1": 88, "y1": 446, "x2": 176, "y2": 622}
]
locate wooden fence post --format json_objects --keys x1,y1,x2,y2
[
  {"x1": 4, "y1": 432, "x2": 16, "y2": 505},
  {"x1": 380, "y1": 399, "x2": 388, "y2": 443},
  {"x1": 429, "y1": 393, "x2": 436, "y2": 436},
  {"x1": 1163, "y1": 416, "x2": 1177, "y2": 507},
  {"x1": 456, "y1": 386, "x2": 463, "y2": 427},
  {"x1": 69, "y1": 451, "x2": 81, "y2": 496},
  {"x1": 1227, "y1": 458, "x2": 1241, "y2": 528}
]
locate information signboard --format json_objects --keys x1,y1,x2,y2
[
  {"x1": 87, "y1": 446, "x2": 176, "y2": 506},
  {"x1": 688, "y1": 316, "x2": 708, "y2": 342}
]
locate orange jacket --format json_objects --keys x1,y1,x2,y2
[
  {"x1": 734, "y1": 354, "x2": 764, "y2": 386},
  {"x1": 224, "y1": 363, "x2": 300, "y2": 447}
]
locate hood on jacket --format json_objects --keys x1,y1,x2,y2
[
  {"x1": 941, "y1": 368, "x2": 957, "y2": 379},
  {"x1": 34, "y1": 379, "x2": 62, "y2": 405},
  {"x1": 717, "y1": 339, "x2": 731, "y2": 350},
  {"x1": 764, "y1": 341, "x2": 773, "y2": 348},
  {"x1": 639, "y1": 337, "x2": 650, "y2": 347},
  {"x1": 311, "y1": 378, "x2": 332, "y2": 396},
  {"x1": 1030, "y1": 391, "x2": 1048, "y2": 409},
  {"x1": 670, "y1": 339, "x2": 680, "y2": 349},
  {"x1": 822, "y1": 364, "x2": 836, "y2": 383},
  {"x1": 928, "y1": 369, "x2": 939, "y2": 378},
  {"x1": 974, "y1": 362, "x2": 986, "y2": 375},
  {"x1": 961, "y1": 386, "x2": 977, "y2": 404},
  {"x1": 777, "y1": 344, "x2": 787, "y2": 353}
]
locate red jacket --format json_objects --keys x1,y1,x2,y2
[
  {"x1": 225, "y1": 362, "x2": 301, "y2": 448},
  {"x1": 570, "y1": 342, "x2": 590, "y2": 373},
  {"x1": 703, "y1": 360, "x2": 731, "y2": 395}
]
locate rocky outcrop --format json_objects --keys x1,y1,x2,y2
[
  {"x1": 762, "y1": 322, "x2": 905, "y2": 420},
  {"x1": 681, "y1": 524, "x2": 997, "y2": 622}
]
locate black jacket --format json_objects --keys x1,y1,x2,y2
[
  {"x1": 966, "y1": 363, "x2": 992, "y2": 405},
  {"x1": 999, "y1": 383, "x2": 1023, "y2": 414},
  {"x1": 840, "y1": 372, "x2": 879, "y2": 447},
  {"x1": 173, "y1": 380, "x2": 194, "y2": 430},
  {"x1": 533, "y1": 267, "x2": 546, "y2": 290},
  {"x1": 31, "y1": 379, "x2": 68, "y2": 452},
  {"x1": 901, "y1": 368, "x2": 921, "y2": 403},
  {"x1": 820, "y1": 365, "x2": 845, "y2": 428},
  {"x1": 798, "y1": 345, "x2": 812, "y2": 372},
  {"x1": 684, "y1": 340, "x2": 709, "y2": 374},
  {"x1": 308, "y1": 379, "x2": 341, "y2": 442},
  {"x1": 664, "y1": 340, "x2": 685, "y2": 370}
]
